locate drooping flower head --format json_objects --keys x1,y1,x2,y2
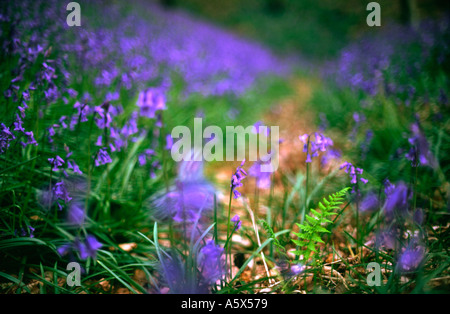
[
  {"x1": 150, "y1": 150, "x2": 216, "y2": 225},
  {"x1": 360, "y1": 191, "x2": 379, "y2": 212},
  {"x1": 159, "y1": 252, "x2": 208, "y2": 294},
  {"x1": 405, "y1": 122, "x2": 436, "y2": 168},
  {"x1": 67, "y1": 201, "x2": 85, "y2": 226},
  {"x1": 0, "y1": 123, "x2": 16, "y2": 154},
  {"x1": 383, "y1": 181, "x2": 410, "y2": 217},
  {"x1": 53, "y1": 180, "x2": 72, "y2": 210},
  {"x1": 339, "y1": 161, "x2": 368, "y2": 186},
  {"x1": 58, "y1": 235, "x2": 102, "y2": 261},
  {"x1": 136, "y1": 87, "x2": 166, "y2": 119},
  {"x1": 197, "y1": 240, "x2": 225, "y2": 284},
  {"x1": 299, "y1": 132, "x2": 333, "y2": 163},
  {"x1": 231, "y1": 159, "x2": 247, "y2": 198},
  {"x1": 231, "y1": 215, "x2": 242, "y2": 231},
  {"x1": 48, "y1": 155, "x2": 65, "y2": 171},
  {"x1": 94, "y1": 148, "x2": 112, "y2": 166},
  {"x1": 248, "y1": 156, "x2": 272, "y2": 189},
  {"x1": 76, "y1": 235, "x2": 103, "y2": 260},
  {"x1": 397, "y1": 241, "x2": 425, "y2": 273},
  {"x1": 320, "y1": 148, "x2": 341, "y2": 168}
]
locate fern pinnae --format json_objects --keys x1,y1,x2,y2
[
  {"x1": 292, "y1": 187, "x2": 350, "y2": 263},
  {"x1": 259, "y1": 219, "x2": 287, "y2": 257}
]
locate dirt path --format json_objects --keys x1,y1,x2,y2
[{"x1": 203, "y1": 76, "x2": 325, "y2": 289}]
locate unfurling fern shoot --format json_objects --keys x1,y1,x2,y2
[{"x1": 292, "y1": 187, "x2": 350, "y2": 263}]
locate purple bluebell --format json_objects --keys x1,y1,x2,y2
[
  {"x1": 59, "y1": 235, "x2": 102, "y2": 260},
  {"x1": 383, "y1": 181, "x2": 410, "y2": 217},
  {"x1": 159, "y1": 253, "x2": 208, "y2": 294},
  {"x1": 231, "y1": 159, "x2": 247, "y2": 198},
  {"x1": 150, "y1": 151, "x2": 216, "y2": 223},
  {"x1": 299, "y1": 132, "x2": 333, "y2": 163},
  {"x1": 67, "y1": 201, "x2": 85, "y2": 226},
  {"x1": 197, "y1": 240, "x2": 225, "y2": 284},
  {"x1": 20, "y1": 131, "x2": 38, "y2": 148},
  {"x1": 136, "y1": 88, "x2": 166, "y2": 119},
  {"x1": 48, "y1": 155, "x2": 65, "y2": 171},
  {"x1": 0, "y1": 123, "x2": 15, "y2": 154},
  {"x1": 231, "y1": 215, "x2": 242, "y2": 231},
  {"x1": 290, "y1": 263, "x2": 306, "y2": 276},
  {"x1": 76, "y1": 235, "x2": 103, "y2": 260},
  {"x1": 94, "y1": 148, "x2": 112, "y2": 166},
  {"x1": 340, "y1": 161, "x2": 368, "y2": 186},
  {"x1": 320, "y1": 148, "x2": 341, "y2": 167},
  {"x1": 53, "y1": 180, "x2": 72, "y2": 207},
  {"x1": 13, "y1": 114, "x2": 25, "y2": 132},
  {"x1": 248, "y1": 157, "x2": 272, "y2": 189},
  {"x1": 73, "y1": 102, "x2": 90, "y2": 124},
  {"x1": 397, "y1": 245, "x2": 425, "y2": 273},
  {"x1": 360, "y1": 191, "x2": 379, "y2": 212},
  {"x1": 138, "y1": 154, "x2": 147, "y2": 166},
  {"x1": 405, "y1": 122, "x2": 436, "y2": 168},
  {"x1": 165, "y1": 134, "x2": 173, "y2": 150},
  {"x1": 59, "y1": 116, "x2": 68, "y2": 129},
  {"x1": 94, "y1": 105, "x2": 112, "y2": 129},
  {"x1": 28, "y1": 225, "x2": 35, "y2": 238},
  {"x1": 47, "y1": 126, "x2": 56, "y2": 143}
]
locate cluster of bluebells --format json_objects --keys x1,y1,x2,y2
[
  {"x1": 1, "y1": 0, "x2": 75, "y2": 156},
  {"x1": 231, "y1": 159, "x2": 247, "y2": 198},
  {"x1": 323, "y1": 18, "x2": 450, "y2": 104},
  {"x1": 248, "y1": 156, "x2": 272, "y2": 190},
  {"x1": 150, "y1": 150, "x2": 226, "y2": 293},
  {"x1": 58, "y1": 234, "x2": 103, "y2": 261},
  {"x1": 405, "y1": 122, "x2": 436, "y2": 168},
  {"x1": 231, "y1": 215, "x2": 242, "y2": 231},
  {"x1": 1, "y1": 92, "x2": 38, "y2": 154},
  {"x1": 151, "y1": 150, "x2": 216, "y2": 225},
  {"x1": 382, "y1": 180, "x2": 411, "y2": 218},
  {"x1": 197, "y1": 240, "x2": 225, "y2": 285},
  {"x1": 299, "y1": 132, "x2": 334, "y2": 163},
  {"x1": 159, "y1": 241, "x2": 225, "y2": 294},
  {"x1": 339, "y1": 162, "x2": 368, "y2": 185},
  {"x1": 397, "y1": 243, "x2": 425, "y2": 273},
  {"x1": 60, "y1": 1, "x2": 292, "y2": 98}
]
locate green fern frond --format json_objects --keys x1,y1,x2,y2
[
  {"x1": 292, "y1": 187, "x2": 350, "y2": 262},
  {"x1": 259, "y1": 220, "x2": 287, "y2": 255}
]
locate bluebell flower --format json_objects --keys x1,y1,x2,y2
[
  {"x1": 299, "y1": 132, "x2": 333, "y2": 163},
  {"x1": 94, "y1": 148, "x2": 112, "y2": 166},
  {"x1": 67, "y1": 201, "x2": 85, "y2": 226},
  {"x1": 48, "y1": 155, "x2": 65, "y2": 171},
  {"x1": 137, "y1": 88, "x2": 166, "y2": 119},
  {"x1": 397, "y1": 245, "x2": 425, "y2": 273},
  {"x1": 340, "y1": 162, "x2": 368, "y2": 186},
  {"x1": 197, "y1": 240, "x2": 225, "y2": 284},
  {"x1": 231, "y1": 159, "x2": 247, "y2": 198},
  {"x1": 76, "y1": 235, "x2": 103, "y2": 260},
  {"x1": 231, "y1": 215, "x2": 242, "y2": 231},
  {"x1": 0, "y1": 123, "x2": 15, "y2": 154},
  {"x1": 59, "y1": 235, "x2": 102, "y2": 260},
  {"x1": 360, "y1": 191, "x2": 379, "y2": 212},
  {"x1": 383, "y1": 181, "x2": 410, "y2": 217},
  {"x1": 248, "y1": 157, "x2": 272, "y2": 189},
  {"x1": 53, "y1": 181, "x2": 72, "y2": 209},
  {"x1": 150, "y1": 150, "x2": 216, "y2": 224},
  {"x1": 159, "y1": 253, "x2": 208, "y2": 294},
  {"x1": 405, "y1": 122, "x2": 436, "y2": 168}
]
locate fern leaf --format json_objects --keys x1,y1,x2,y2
[{"x1": 291, "y1": 187, "x2": 349, "y2": 263}]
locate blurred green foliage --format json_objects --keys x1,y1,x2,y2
[{"x1": 168, "y1": 0, "x2": 450, "y2": 59}]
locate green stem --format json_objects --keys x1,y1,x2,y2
[
  {"x1": 226, "y1": 185, "x2": 233, "y2": 280},
  {"x1": 302, "y1": 135, "x2": 311, "y2": 224}
]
